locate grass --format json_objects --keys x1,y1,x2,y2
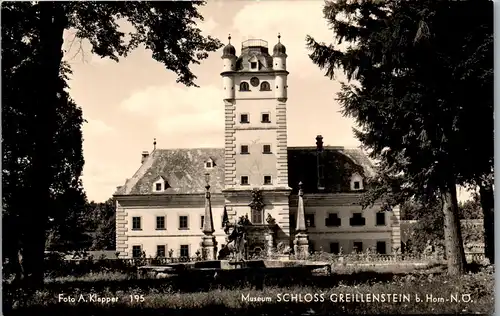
[{"x1": 6, "y1": 263, "x2": 494, "y2": 315}]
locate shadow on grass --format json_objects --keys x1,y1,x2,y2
[{"x1": 28, "y1": 270, "x2": 420, "y2": 293}]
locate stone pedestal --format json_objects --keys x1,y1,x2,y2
[
  {"x1": 265, "y1": 233, "x2": 274, "y2": 256},
  {"x1": 201, "y1": 235, "x2": 218, "y2": 261},
  {"x1": 294, "y1": 233, "x2": 309, "y2": 260}
]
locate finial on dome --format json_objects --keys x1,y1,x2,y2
[
  {"x1": 228, "y1": 34, "x2": 231, "y2": 44},
  {"x1": 153, "y1": 138, "x2": 157, "y2": 150},
  {"x1": 278, "y1": 33, "x2": 281, "y2": 42}
]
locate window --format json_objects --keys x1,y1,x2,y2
[
  {"x1": 305, "y1": 214, "x2": 315, "y2": 227},
  {"x1": 240, "y1": 145, "x2": 249, "y2": 154},
  {"x1": 330, "y1": 242, "x2": 340, "y2": 254},
  {"x1": 376, "y1": 241, "x2": 387, "y2": 254},
  {"x1": 240, "y1": 82, "x2": 250, "y2": 91},
  {"x1": 263, "y1": 145, "x2": 271, "y2": 154},
  {"x1": 350, "y1": 213, "x2": 366, "y2": 226},
  {"x1": 251, "y1": 208, "x2": 263, "y2": 224},
  {"x1": 264, "y1": 175, "x2": 272, "y2": 185},
  {"x1": 179, "y1": 216, "x2": 188, "y2": 230},
  {"x1": 132, "y1": 245, "x2": 142, "y2": 258},
  {"x1": 156, "y1": 216, "x2": 165, "y2": 230},
  {"x1": 157, "y1": 245, "x2": 166, "y2": 257},
  {"x1": 241, "y1": 176, "x2": 249, "y2": 185},
  {"x1": 240, "y1": 113, "x2": 249, "y2": 123},
  {"x1": 325, "y1": 213, "x2": 341, "y2": 227},
  {"x1": 205, "y1": 161, "x2": 212, "y2": 168},
  {"x1": 132, "y1": 217, "x2": 141, "y2": 230},
  {"x1": 376, "y1": 212, "x2": 386, "y2": 226},
  {"x1": 180, "y1": 245, "x2": 189, "y2": 258},
  {"x1": 200, "y1": 215, "x2": 205, "y2": 229},
  {"x1": 261, "y1": 113, "x2": 271, "y2": 123},
  {"x1": 260, "y1": 81, "x2": 271, "y2": 91},
  {"x1": 250, "y1": 62, "x2": 257, "y2": 69},
  {"x1": 353, "y1": 181, "x2": 360, "y2": 189},
  {"x1": 155, "y1": 183, "x2": 162, "y2": 191},
  {"x1": 353, "y1": 242, "x2": 363, "y2": 253}
]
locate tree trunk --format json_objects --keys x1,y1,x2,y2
[
  {"x1": 20, "y1": 2, "x2": 67, "y2": 290},
  {"x1": 441, "y1": 179, "x2": 466, "y2": 275},
  {"x1": 479, "y1": 184, "x2": 494, "y2": 264}
]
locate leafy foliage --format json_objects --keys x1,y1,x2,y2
[
  {"x1": 1, "y1": 1, "x2": 222, "y2": 290},
  {"x1": 307, "y1": 0, "x2": 493, "y2": 274}
]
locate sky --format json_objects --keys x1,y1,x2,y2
[{"x1": 62, "y1": 1, "x2": 472, "y2": 203}]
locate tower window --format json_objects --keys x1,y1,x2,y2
[
  {"x1": 354, "y1": 181, "x2": 360, "y2": 189},
  {"x1": 260, "y1": 81, "x2": 271, "y2": 91},
  {"x1": 262, "y1": 145, "x2": 271, "y2": 154},
  {"x1": 261, "y1": 113, "x2": 270, "y2": 123},
  {"x1": 241, "y1": 176, "x2": 249, "y2": 185},
  {"x1": 240, "y1": 82, "x2": 250, "y2": 91},
  {"x1": 240, "y1": 145, "x2": 249, "y2": 154},
  {"x1": 264, "y1": 175, "x2": 272, "y2": 185},
  {"x1": 250, "y1": 62, "x2": 257, "y2": 69},
  {"x1": 240, "y1": 113, "x2": 249, "y2": 123},
  {"x1": 155, "y1": 183, "x2": 162, "y2": 191}
]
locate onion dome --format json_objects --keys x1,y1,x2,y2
[
  {"x1": 222, "y1": 34, "x2": 236, "y2": 58},
  {"x1": 272, "y1": 33, "x2": 287, "y2": 57}
]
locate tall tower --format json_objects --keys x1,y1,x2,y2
[{"x1": 221, "y1": 34, "x2": 291, "y2": 243}]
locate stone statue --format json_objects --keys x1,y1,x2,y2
[{"x1": 218, "y1": 216, "x2": 249, "y2": 261}]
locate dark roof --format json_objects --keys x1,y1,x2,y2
[{"x1": 115, "y1": 147, "x2": 375, "y2": 196}]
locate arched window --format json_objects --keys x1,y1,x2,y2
[
  {"x1": 260, "y1": 81, "x2": 271, "y2": 91},
  {"x1": 240, "y1": 82, "x2": 250, "y2": 91}
]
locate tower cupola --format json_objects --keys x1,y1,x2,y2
[
  {"x1": 272, "y1": 34, "x2": 287, "y2": 57},
  {"x1": 222, "y1": 37, "x2": 236, "y2": 57}
]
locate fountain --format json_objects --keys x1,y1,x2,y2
[{"x1": 138, "y1": 182, "x2": 331, "y2": 286}]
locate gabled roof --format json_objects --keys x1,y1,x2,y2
[{"x1": 114, "y1": 146, "x2": 375, "y2": 196}]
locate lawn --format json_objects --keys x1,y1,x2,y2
[{"x1": 6, "y1": 263, "x2": 494, "y2": 315}]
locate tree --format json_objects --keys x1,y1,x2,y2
[
  {"x1": 85, "y1": 198, "x2": 116, "y2": 251},
  {"x1": 2, "y1": 1, "x2": 222, "y2": 289},
  {"x1": 307, "y1": 0, "x2": 492, "y2": 274}
]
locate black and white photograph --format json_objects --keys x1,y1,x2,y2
[{"x1": 2, "y1": 1, "x2": 494, "y2": 315}]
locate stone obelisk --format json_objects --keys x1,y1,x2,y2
[
  {"x1": 293, "y1": 181, "x2": 309, "y2": 259},
  {"x1": 201, "y1": 173, "x2": 217, "y2": 260}
]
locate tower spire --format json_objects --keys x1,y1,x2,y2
[{"x1": 153, "y1": 138, "x2": 157, "y2": 151}]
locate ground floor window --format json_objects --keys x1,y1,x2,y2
[
  {"x1": 353, "y1": 241, "x2": 363, "y2": 253},
  {"x1": 330, "y1": 242, "x2": 340, "y2": 254},
  {"x1": 157, "y1": 245, "x2": 166, "y2": 257},
  {"x1": 132, "y1": 245, "x2": 142, "y2": 258},
  {"x1": 376, "y1": 241, "x2": 387, "y2": 254},
  {"x1": 180, "y1": 245, "x2": 189, "y2": 258}
]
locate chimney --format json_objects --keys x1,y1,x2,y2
[
  {"x1": 141, "y1": 151, "x2": 149, "y2": 164},
  {"x1": 316, "y1": 135, "x2": 325, "y2": 190}
]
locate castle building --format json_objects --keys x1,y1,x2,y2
[{"x1": 114, "y1": 36, "x2": 401, "y2": 259}]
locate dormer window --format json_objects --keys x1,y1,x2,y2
[
  {"x1": 260, "y1": 81, "x2": 271, "y2": 91},
  {"x1": 204, "y1": 158, "x2": 215, "y2": 169},
  {"x1": 240, "y1": 82, "x2": 250, "y2": 91},
  {"x1": 250, "y1": 62, "x2": 257, "y2": 69},
  {"x1": 350, "y1": 173, "x2": 364, "y2": 191},
  {"x1": 153, "y1": 177, "x2": 169, "y2": 192}
]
